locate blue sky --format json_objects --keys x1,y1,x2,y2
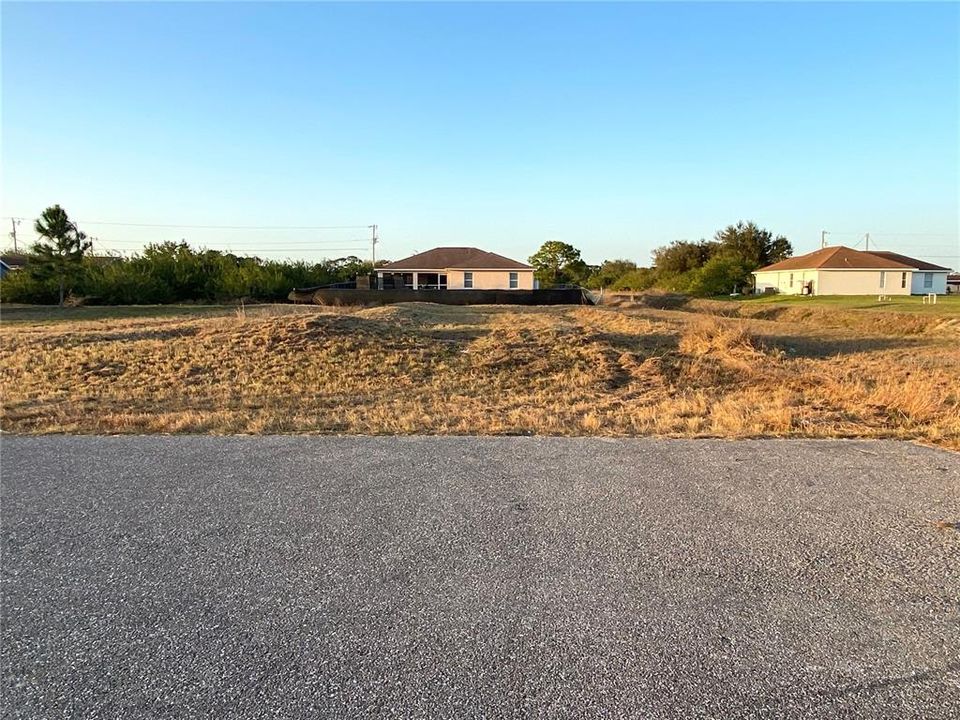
[{"x1": 2, "y1": 2, "x2": 958, "y2": 268}]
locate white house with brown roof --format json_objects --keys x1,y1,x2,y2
[
  {"x1": 377, "y1": 247, "x2": 535, "y2": 290},
  {"x1": 752, "y1": 246, "x2": 951, "y2": 296}
]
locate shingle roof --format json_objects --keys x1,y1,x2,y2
[
  {"x1": 0, "y1": 254, "x2": 28, "y2": 269},
  {"x1": 863, "y1": 251, "x2": 951, "y2": 272},
  {"x1": 380, "y1": 247, "x2": 533, "y2": 271},
  {"x1": 755, "y1": 246, "x2": 944, "y2": 272}
]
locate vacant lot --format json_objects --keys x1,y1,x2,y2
[{"x1": 1, "y1": 300, "x2": 958, "y2": 448}]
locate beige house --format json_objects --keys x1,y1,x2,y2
[
  {"x1": 753, "y1": 246, "x2": 951, "y2": 296},
  {"x1": 377, "y1": 247, "x2": 535, "y2": 290}
]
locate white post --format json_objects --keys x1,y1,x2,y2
[{"x1": 412, "y1": 272, "x2": 418, "y2": 290}]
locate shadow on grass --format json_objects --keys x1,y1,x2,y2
[
  {"x1": 586, "y1": 331, "x2": 681, "y2": 354},
  {"x1": 65, "y1": 327, "x2": 204, "y2": 345},
  {"x1": 760, "y1": 334, "x2": 924, "y2": 358}
]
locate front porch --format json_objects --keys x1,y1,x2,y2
[{"x1": 377, "y1": 272, "x2": 448, "y2": 290}]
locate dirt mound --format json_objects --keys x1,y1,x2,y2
[
  {"x1": 356, "y1": 302, "x2": 486, "y2": 326},
  {"x1": 603, "y1": 291, "x2": 691, "y2": 310}
]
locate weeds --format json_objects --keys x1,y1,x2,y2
[{"x1": 1, "y1": 302, "x2": 958, "y2": 448}]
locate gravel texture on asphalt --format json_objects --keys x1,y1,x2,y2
[{"x1": 1, "y1": 436, "x2": 958, "y2": 719}]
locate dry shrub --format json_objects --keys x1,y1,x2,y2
[
  {"x1": 864, "y1": 376, "x2": 959, "y2": 424},
  {"x1": 679, "y1": 318, "x2": 759, "y2": 356},
  {"x1": 707, "y1": 387, "x2": 795, "y2": 436},
  {"x1": 677, "y1": 318, "x2": 777, "y2": 377}
]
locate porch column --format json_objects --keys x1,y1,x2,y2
[{"x1": 412, "y1": 272, "x2": 418, "y2": 290}]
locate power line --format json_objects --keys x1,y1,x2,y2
[
  {"x1": 79, "y1": 221, "x2": 372, "y2": 230},
  {"x1": 87, "y1": 238, "x2": 372, "y2": 246},
  {"x1": 865, "y1": 232, "x2": 958, "y2": 237},
  {"x1": 1, "y1": 216, "x2": 372, "y2": 231},
  {"x1": 825, "y1": 231, "x2": 957, "y2": 238},
  {"x1": 95, "y1": 245, "x2": 369, "y2": 252}
]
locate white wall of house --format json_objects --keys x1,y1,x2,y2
[
  {"x1": 752, "y1": 270, "x2": 818, "y2": 295},
  {"x1": 752, "y1": 268, "x2": 945, "y2": 295},
  {"x1": 909, "y1": 271, "x2": 948, "y2": 295},
  {"x1": 815, "y1": 269, "x2": 910, "y2": 295}
]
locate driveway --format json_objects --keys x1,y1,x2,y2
[{"x1": 2, "y1": 436, "x2": 958, "y2": 718}]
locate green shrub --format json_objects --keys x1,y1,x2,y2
[{"x1": 1, "y1": 242, "x2": 372, "y2": 305}]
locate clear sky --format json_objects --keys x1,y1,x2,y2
[{"x1": 3, "y1": 1, "x2": 958, "y2": 268}]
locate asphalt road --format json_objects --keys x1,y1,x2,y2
[{"x1": 1, "y1": 436, "x2": 958, "y2": 719}]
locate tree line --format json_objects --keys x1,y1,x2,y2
[
  {"x1": 1, "y1": 206, "x2": 793, "y2": 305},
  {"x1": 1, "y1": 205, "x2": 372, "y2": 306},
  {"x1": 529, "y1": 221, "x2": 792, "y2": 295}
]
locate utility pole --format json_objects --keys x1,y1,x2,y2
[
  {"x1": 9, "y1": 218, "x2": 20, "y2": 253},
  {"x1": 821, "y1": 230, "x2": 829, "y2": 249},
  {"x1": 864, "y1": 232, "x2": 870, "y2": 251},
  {"x1": 370, "y1": 224, "x2": 378, "y2": 265}
]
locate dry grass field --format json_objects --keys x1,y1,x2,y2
[{"x1": 1, "y1": 299, "x2": 958, "y2": 449}]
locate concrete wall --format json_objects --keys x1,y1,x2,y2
[
  {"x1": 446, "y1": 270, "x2": 534, "y2": 290},
  {"x1": 909, "y1": 271, "x2": 948, "y2": 295}
]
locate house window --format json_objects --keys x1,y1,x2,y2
[
  {"x1": 439, "y1": 274, "x2": 447, "y2": 289},
  {"x1": 879, "y1": 271, "x2": 886, "y2": 289},
  {"x1": 789, "y1": 273, "x2": 794, "y2": 288},
  {"x1": 901, "y1": 272, "x2": 907, "y2": 289},
  {"x1": 509, "y1": 272, "x2": 519, "y2": 289},
  {"x1": 463, "y1": 272, "x2": 473, "y2": 289},
  {"x1": 923, "y1": 272, "x2": 933, "y2": 289}
]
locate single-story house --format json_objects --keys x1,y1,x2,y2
[
  {"x1": 752, "y1": 246, "x2": 951, "y2": 296},
  {"x1": 0, "y1": 254, "x2": 27, "y2": 278},
  {"x1": 947, "y1": 274, "x2": 960, "y2": 294},
  {"x1": 377, "y1": 247, "x2": 536, "y2": 290}
]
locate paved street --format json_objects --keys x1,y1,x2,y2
[{"x1": 2, "y1": 436, "x2": 958, "y2": 718}]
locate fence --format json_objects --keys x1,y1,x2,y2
[{"x1": 288, "y1": 287, "x2": 593, "y2": 306}]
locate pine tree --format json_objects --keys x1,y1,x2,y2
[{"x1": 30, "y1": 205, "x2": 92, "y2": 307}]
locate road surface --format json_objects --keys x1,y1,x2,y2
[{"x1": 2, "y1": 436, "x2": 958, "y2": 718}]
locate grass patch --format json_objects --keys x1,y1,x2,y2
[
  {"x1": 1, "y1": 302, "x2": 957, "y2": 448},
  {"x1": 724, "y1": 293, "x2": 960, "y2": 316}
]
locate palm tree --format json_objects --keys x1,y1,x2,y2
[{"x1": 30, "y1": 205, "x2": 92, "y2": 307}]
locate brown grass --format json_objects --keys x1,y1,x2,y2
[{"x1": 1, "y1": 302, "x2": 958, "y2": 448}]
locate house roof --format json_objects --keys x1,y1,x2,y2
[
  {"x1": 755, "y1": 246, "x2": 948, "y2": 272},
  {"x1": 0, "y1": 253, "x2": 28, "y2": 269},
  {"x1": 379, "y1": 247, "x2": 533, "y2": 271},
  {"x1": 863, "y1": 251, "x2": 951, "y2": 272}
]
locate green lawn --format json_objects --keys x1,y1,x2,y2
[{"x1": 726, "y1": 293, "x2": 960, "y2": 315}]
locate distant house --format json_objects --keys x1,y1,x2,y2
[
  {"x1": 948, "y1": 274, "x2": 960, "y2": 294},
  {"x1": 752, "y1": 246, "x2": 951, "y2": 296},
  {"x1": 0, "y1": 254, "x2": 28, "y2": 278},
  {"x1": 377, "y1": 247, "x2": 535, "y2": 291}
]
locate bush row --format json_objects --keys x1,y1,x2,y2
[{"x1": 1, "y1": 242, "x2": 372, "y2": 305}]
